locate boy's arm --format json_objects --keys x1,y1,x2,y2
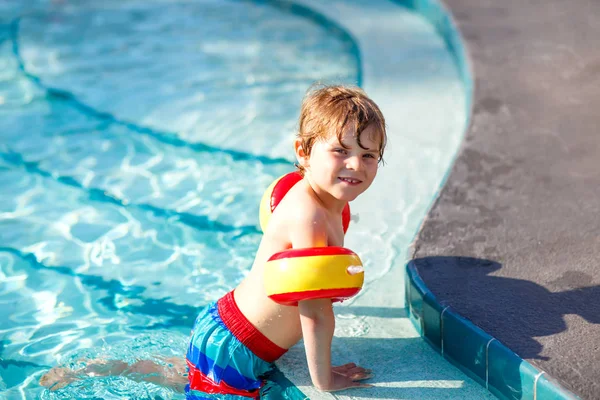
[
  {"x1": 298, "y1": 298, "x2": 334, "y2": 389},
  {"x1": 291, "y1": 209, "x2": 372, "y2": 391},
  {"x1": 299, "y1": 299, "x2": 372, "y2": 391}
]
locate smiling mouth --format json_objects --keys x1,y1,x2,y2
[{"x1": 338, "y1": 177, "x2": 362, "y2": 185}]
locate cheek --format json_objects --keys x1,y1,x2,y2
[
  {"x1": 367, "y1": 163, "x2": 378, "y2": 177},
  {"x1": 320, "y1": 154, "x2": 340, "y2": 169}
]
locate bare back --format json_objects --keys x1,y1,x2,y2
[{"x1": 234, "y1": 179, "x2": 345, "y2": 349}]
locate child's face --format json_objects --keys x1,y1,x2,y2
[{"x1": 303, "y1": 124, "x2": 381, "y2": 203}]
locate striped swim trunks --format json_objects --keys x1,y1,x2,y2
[{"x1": 185, "y1": 291, "x2": 287, "y2": 399}]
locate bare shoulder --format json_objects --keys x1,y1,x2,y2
[
  {"x1": 281, "y1": 182, "x2": 326, "y2": 224},
  {"x1": 274, "y1": 181, "x2": 328, "y2": 247}
]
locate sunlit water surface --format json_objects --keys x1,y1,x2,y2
[{"x1": 0, "y1": 0, "x2": 358, "y2": 398}]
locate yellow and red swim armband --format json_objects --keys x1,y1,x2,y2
[
  {"x1": 264, "y1": 246, "x2": 364, "y2": 306},
  {"x1": 259, "y1": 171, "x2": 351, "y2": 233}
]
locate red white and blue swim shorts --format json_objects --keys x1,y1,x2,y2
[{"x1": 185, "y1": 291, "x2": 287, "y2": 399}]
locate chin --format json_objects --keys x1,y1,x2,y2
[
  {"x1": 335, "y1": 191, "x2": 361, "y2": 202},
  {"x1": 329, "y1": 182, "x2": 368, "y2": 202}
]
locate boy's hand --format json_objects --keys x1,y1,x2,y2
[{"x1": 321, "y1": 363, "x2": 373, "y2": 392}]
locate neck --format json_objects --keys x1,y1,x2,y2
[{"x1": 303, "y1": 176, "x2": 347, "y2": 215}]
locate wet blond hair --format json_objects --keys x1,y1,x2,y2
[{"x1": 296, "y1": 84, "x2": 387, "y2": 175}]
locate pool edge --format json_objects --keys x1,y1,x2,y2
[
  {"x1": 405, "y1": 262, "x2": 581, "y2": 400},
  {"x1": 400, "y1": 0, "x2": 581, "y2": 399}
]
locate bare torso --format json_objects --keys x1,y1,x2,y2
[{"x1": 234, "y1": 180, "x2": 344, "y2": 349}]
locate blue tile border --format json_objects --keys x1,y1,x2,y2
[{"x1": 406, "y1": 262, "x2": 581, "y2": 399}]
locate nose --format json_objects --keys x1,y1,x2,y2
[{"x1": 346, "y1": 155, "x2": 362, "y2": 171}]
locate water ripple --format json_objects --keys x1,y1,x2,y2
[
  {"x1": 0, "y1": 246, "x2": 202, "y2": 327},
  {"x1": 0, "y1": 149, "x2": 260, "y2": 237},
  {"x1": 9, "y1": 17, "x2": 293, "y2": 167}
]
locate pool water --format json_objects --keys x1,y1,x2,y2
[{"x1": 0, "y1": 0, "x2": 358, "y2": 398}]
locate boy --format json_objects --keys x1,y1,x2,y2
[
  {"x1": 41, "y1": 85, "x2": 387, "y2": 397},
  {"x1": 186, "y1": 84, "x2": 387, "y2": 398}
]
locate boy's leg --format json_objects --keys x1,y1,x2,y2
[
  {"x1": 39, "y1": 357, "x2": 187, "y2": 392},
  {"x1": 125, "y1": 357, "x2": 188, "y2": 390},
  {"x1": 39, "y1": 359, "x2": 128, "y2": 391}
]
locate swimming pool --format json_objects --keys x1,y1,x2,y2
[
  {"x1": 1, "y1": 0, "x2": 496, "y2": 399},
  {"x1": 0, "y1": 0, "x2": 357, "y2": 398}
]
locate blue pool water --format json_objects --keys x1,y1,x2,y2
[{"x1": 0, "y1": 0, "x2": 359, "y2": 398}]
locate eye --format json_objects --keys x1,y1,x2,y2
[
  {"x1": 333, "y1": 148, "x2": 347, "y2": 154},
  {"x1": 363, "y1": 153, "x2": 376, "y2": 159}
]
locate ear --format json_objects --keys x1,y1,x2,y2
[{"x1": 294, "y1": 138, "x2": 309, "y2": 169}]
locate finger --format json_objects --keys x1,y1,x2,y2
[
  {"x1": 332, "y1": 365, "x2": 371, "y2": 378},
  {"x1": 323, "y1": 381, "x2": 374, "y2": 392},
  {"x1": 340, "y1": 368, "x2": 372, "y2": 379},
  {"x1": 346, "y1": 366, "x2": 372, "y2": 375},
  {"x1": 334, "y1": 362, "x2": 357, "y2": 370},
  {"x1": 332, "y1": 366, "x2": 354, "y2": 375},
  {"x1": 351, "y1": 373, "x2": 374, "y2": 381}
]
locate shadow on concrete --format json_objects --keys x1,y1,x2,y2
[{"x1": 414, "y1": 256, "x2": 600, "y2": 361}]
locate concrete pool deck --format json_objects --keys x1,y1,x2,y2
[{"x1": 410, "y1": 0, "x2": 600, "y2": 399}]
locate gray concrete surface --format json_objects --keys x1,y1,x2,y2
[{"x1": 411, "y1": 0, "x2": 600, "y2": 398}]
